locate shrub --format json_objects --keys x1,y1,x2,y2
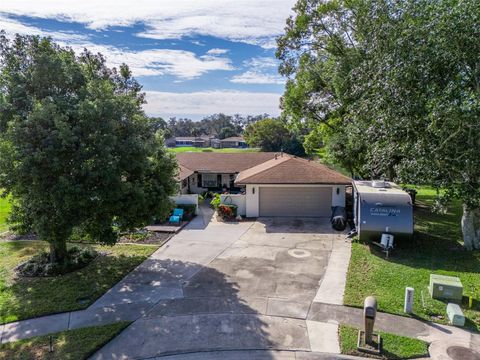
[
  {"x1": 218, "y1": 204, "x2": 238, "y2": 220},
  {"x1": 16, "y1": 246, "x2": 98, "y2": 277},
  {"x1": 210, "y1": 193, "x2": 221, "y2": 209}
]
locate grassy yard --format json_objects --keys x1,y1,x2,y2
[
  {"x1": 0, "y1": 241, "x2": 158, "y2": 324},
  {"x1": 169, "y1": 146, "x2": 259, "y2": 153},
  {"x1": 339, "y1": 325, "x2": 429, "y2": 359},
  {"x1": 344, "y1": 186, "x2": 480, "y2": 331},
  {"x1": 0, "y1": 196, "x2": 11, "y2": 233},
  {"x1": 0, "y1": 322, "x2": 129, "y2": 360}
]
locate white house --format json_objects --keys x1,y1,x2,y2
[{"x1": 176, "y1": 152, "x2": 351, "y2": 218}]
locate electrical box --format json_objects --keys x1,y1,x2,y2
[
  {"x1": 429, "y1": 274, "x2": 463, "y2": 302},
  {"x1": 446, "y1": 303, "x2": 465, "y2": 327}
]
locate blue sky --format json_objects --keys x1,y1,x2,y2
[{"x1": 0, "y1": 1, "x2": 296, "y2": 119}]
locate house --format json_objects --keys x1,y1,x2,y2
[
  {"x1": 220, "y1": 136, "x2": 247, "y2": 148},
  {"x1": 165, "y1": 135, "x2": 213, "y2": 148},
  {"x1": 176, "y1": 152, "x2": 352, "y2": 217}
]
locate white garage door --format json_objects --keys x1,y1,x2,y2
[{"x1": 259, "y1": 187, "x2": 332, "y2": 217}]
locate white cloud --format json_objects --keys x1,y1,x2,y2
[
  {"x1": 244, "y1": 56, "x2": 279, "y2": 69},
  {"x1": 144, "y1": 90, "x2": 281, "y2": 117},
  {"x1": 206, "y1": 48, "x2": 229, "y2": 55},
  {"x1": 230, "y1": 71, "x2": 284, "y2": 85},
  {"x1": 0, "y1": 0, "x2": 296, "y2": 48},
  {"x1": 0, "y1": 16, "x2": 234, "y2": 79},
  {"x1": 0, "y1": 14, "x2": 90, "y2": 43}
]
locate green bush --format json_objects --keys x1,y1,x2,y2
[{"x1": 210, "y1": 193, "x2": 221, "y2": 209}]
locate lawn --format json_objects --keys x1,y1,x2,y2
[
  {"x1": 169, "y1": 146, "x2": 260, "y2": 153},
  {"x1": 0, "y1": 322, "x2": 129, "y2": 360},
  {"x1": 0, "y1": 241, "x2": 158, "y2": 324},
  {"x1": 344, "y1": 186, "x2": 480, "y2": 331},
  {"x1": 339, "y1": 325, "x2": 429, "y2": 359},
  {"x1": 0, "y1": 196, "x2": 11, "y2": 233}
]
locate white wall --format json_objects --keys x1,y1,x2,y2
[
  {"x1": 244, "y1": 184, "x2": 346, "y2": 218},
  {"x1": 220, "y1": 194, "x2": 246, "y2": 216},
  {"x1": 331, "y1": 185, "x2": 346, "y2": 207},
  {"x1": 170, "y1": 194, "x2": 199, "y2": 214},
  {"x1": 246, "y1": 184, "x2": 260, "y2": 217}
]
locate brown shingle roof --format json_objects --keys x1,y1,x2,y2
[
  {"x1": 235, "y1": 155, "x2": 352, "y2": 185},
  {"x1": 177, "y1": 164, "x2": 194, "y2": 181},
  {"x1": 176, "y1": 152, "x2": 278, "y2": 173},
  {"x1": 220, "y1": 136, "x2": 245, "y2": 142}
]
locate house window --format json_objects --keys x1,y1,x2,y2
[
  {"x1": 202, "y1": 173, "x2": 218, "y2": 187},
  {"x1": 197, "y1": 174, "x2": 202, "y2": 187}
]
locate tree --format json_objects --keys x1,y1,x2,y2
[
  {"x1": 278, "y1": 0, "x2": 480, "y2": 249},
  {"x1": 243, "y1": 118, "x2": 305, "y2": 156},
  {"x1": 0, "y1": 34, "x2": 178, "y2": 262}
]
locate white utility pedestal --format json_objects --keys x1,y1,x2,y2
[{"x1": 404, "y1": 287, "x2": 414, "y2": 314}]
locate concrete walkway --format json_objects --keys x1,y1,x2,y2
[{"x1": 0, "y1": 205, "x2": 222, "y2": 344}]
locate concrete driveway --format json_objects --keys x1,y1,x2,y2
[{"x1": 91, "y1": 210, "x2": 348, "y2": 360}]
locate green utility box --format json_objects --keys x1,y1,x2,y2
[
  {"x1": 429, "y1": 274, "x2": 463, "y2": 301},
  {"x1": 446, "y1": 303, "x2": 465, "y2": 327}
]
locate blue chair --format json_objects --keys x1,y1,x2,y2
[
  {"x1": 169, "y1": 215, "x2": 181, "y2": 224},
  {"x1": 173, "y1": 208, "x2": 184, "y2": 220}
]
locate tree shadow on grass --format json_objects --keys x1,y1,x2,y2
[{"x1": 1, "y1": 244, "x2": 151, "y2": 324}]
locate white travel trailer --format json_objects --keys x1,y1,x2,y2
[{"x1": 353, "y1": 180, "x2": 414, "y2": 241}]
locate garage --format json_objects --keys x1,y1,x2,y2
[
  {"x1": 259, "y1": 187, "x2": 332, "y2": 217},
  {"x1": 234, "y1": 154, "x2": 352, "y2": 218}
]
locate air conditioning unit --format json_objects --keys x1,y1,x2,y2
[
  {"x1": 429, "y1": 274, "x2": 463, "y2": 301},
  {"x1": 372, "y1": 180, "x2": 386, "y2": 188}
]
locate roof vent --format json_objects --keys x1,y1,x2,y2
[{"x1": 372, "y1": 180, "x2": 387, "y2": 188}]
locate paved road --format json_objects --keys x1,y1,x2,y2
[{"x1": 91, "y1": 209, "x2": 347, "y2": 359}]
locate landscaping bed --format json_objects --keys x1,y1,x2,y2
[
  {"x1": 339, "y1": 325, "x2": 429, "y2": 359},
  {"x1": 0, "y1": 241, "x2": 158, "y2": 324},
  {"x1": 0, "y1": 322, "x2": 129, "y2": 360},
  {"x1": 344, "y1": 186, "x2": 480, "y2": 332}
]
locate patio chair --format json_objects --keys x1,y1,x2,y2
[
  {"x1": 169, "y1": 215, "x2": 181, "y2": 224},
  {"x1": 173, "y1": 208, "x2": 184, "y2": 220}
]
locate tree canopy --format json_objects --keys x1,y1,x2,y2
[
  {"x1": 277, "y1": 0, "x2": 480, "y2": 249},
  {"x1": 243, "y1": 118, "x2": 305, "y2": 156},
  {"x1": 0, "y1": 34, "x2": 178, "y2": 262},
  {"x1": 165, "y1": 113, "x2": 270, "y2": 139}
]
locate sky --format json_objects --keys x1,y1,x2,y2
[{"x1": 0, "y1": 1, "x2": 297, "y2": 120}]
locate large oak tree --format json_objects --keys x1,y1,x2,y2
[
  {"x1": 0, "y1": 34, "x2": 178, "y2": 262},
  {"x1": 278, "y1": 0, "x2": 480, "y2": 249}
]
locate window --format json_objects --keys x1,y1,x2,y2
[{"x1": 202, "y1": 173, "x2": 218, "y2": 187}]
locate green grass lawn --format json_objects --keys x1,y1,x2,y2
[
  {"x1": 169, "y1": 146, "x2": 260, "y2": 153},
  {"x1": 0, "y1": 196, "x2": 11, "y2": 233},
  {"x1": 344, "y1": 186, "x2": 480, "y2": 331},
  {"x1": 0, "y1": 322, "x2": 129, "y2": 360},
  {"x1": 339, "y1": 325, "x2": 429, "y2": 359},
  {"x1": 0, "y1": 241, "x2": 158, "y2": 324}
]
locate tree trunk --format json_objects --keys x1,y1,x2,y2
[
  {"x1": 461, "y1": 205, "x2": 480, "y2": 251},
  {"x1": 49, "y1": 241, "x2": 68, "y2": 263}
]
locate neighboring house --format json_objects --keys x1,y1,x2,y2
[
  {"x1": 176, "y1": 152, "x2": 351, "y2": 217},
  {"x1": 219, "y1": 136, "x2": 247, "y2": 148},
  {"x1": 166, "y1": 135, "x2": 213, "y2": 148}
]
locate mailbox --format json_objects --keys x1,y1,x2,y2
[{"x1": 364, "y1": 296, "x2": 377, "y2": 344}]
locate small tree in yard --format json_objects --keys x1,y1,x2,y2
[
  {"x1": 0, "y1": 34, "x2": 178, "y2": 263},
  {"x1": 278, "y1": 0, "x2": 480, "y2": 250}
]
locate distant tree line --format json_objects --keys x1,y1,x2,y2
[{"x1": 151, "y1": 113, "x2": 271, "y2": 139}]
